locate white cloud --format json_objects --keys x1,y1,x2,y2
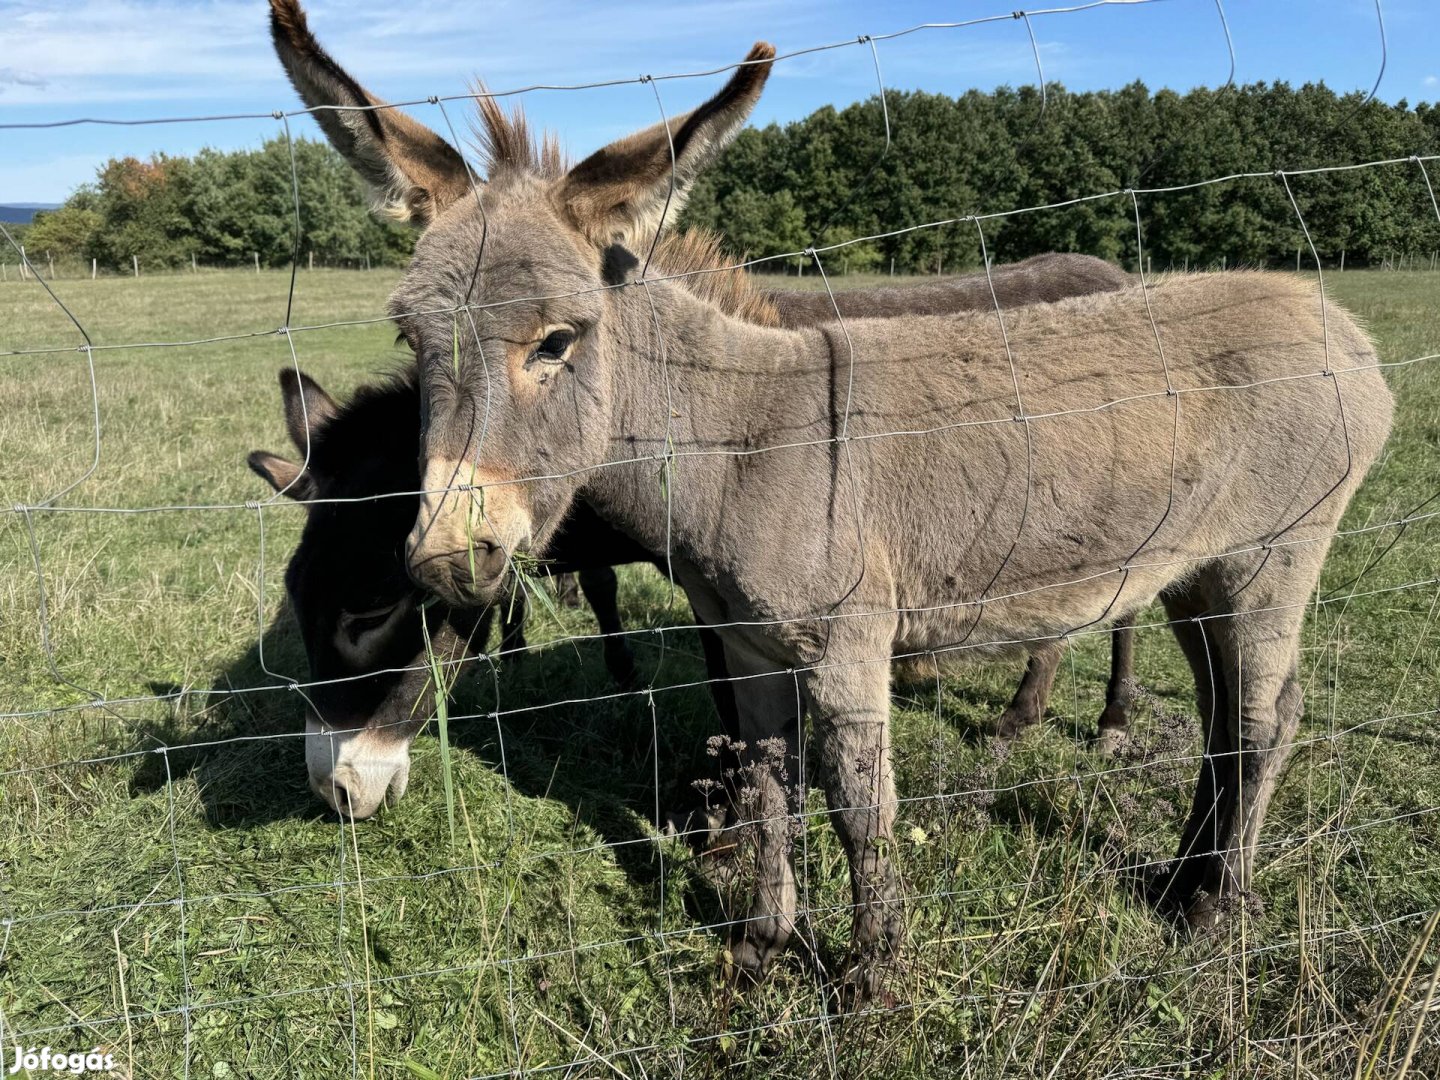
[
  {"x1": 0, "y1": 0, "x2": 830, "y2": 107},
  {"x1": 0, "y1": 67, "x2": 48, "y2": 92},
  {"x1": 1425, "y1": 74, "x2": 1439, "y2": 87}
]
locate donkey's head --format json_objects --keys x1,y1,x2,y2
[
  {"x1": 248, "y1": 368, "x2": 481, "y2": 819},
  {"x1": 270, "y1": 0, "x2": 774, "y2": 605}
]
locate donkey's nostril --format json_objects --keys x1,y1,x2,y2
[{"x1": 330, "y1": 782, "x2": 353, "y2": 816}]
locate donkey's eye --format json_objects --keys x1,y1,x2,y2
[{"x1": 534, "y1": 329, "x2": 575, "y2": 361}]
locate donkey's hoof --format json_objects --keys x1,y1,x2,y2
[
  {"x1": 1149, "y1": 870, "x2": 1225, "y2": 934},
  {"x1": 1093, "y1": 725, "x2": 1128, "y2": 758},
  {"x1": 1180, "y1": 893, "x2": 1225, "y2": 934},
  {"x1": 603, "y1": 647, "x2": 640, "y2": 691},
  {"x1": 723, "y1": 938, "x2": 776, "y2": 989},
  {"x1": 834, "y1": 949, "x2": 899, "y2": 1011},
  {"x1": 995, "y1": 704, "x2": 1038, "y2": 740}
]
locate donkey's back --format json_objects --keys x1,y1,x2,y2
[
  {"x1": 724, "y1": 271, "x2": 1391, "y2": 654},
  {"x1": 770, "y1": 252, "x2": 1130, "y2": 327}
]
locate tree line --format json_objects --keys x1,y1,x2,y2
[
  {"x1": 680, "y1": 80, "x2": 1440, "y2": 272},
  {"x1": 18, "y1": 81, "x2": 1440, "y2": 276},
  {"x1": 19, "y1": 138, "x2": 412, "y2": 272}
]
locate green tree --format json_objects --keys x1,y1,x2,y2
[{"x1": 22, "y1": 200, "x2": 102, "y2": 262}]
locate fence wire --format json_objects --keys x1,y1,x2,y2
[{"x1": 3, "y1": 1, "x2": 1438, "y2": 1078}]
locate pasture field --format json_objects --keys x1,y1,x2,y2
[{"x1": 2, "y1": 267, "x2": 1438, "y2": 1078}]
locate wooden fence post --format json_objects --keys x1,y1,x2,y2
[
  {"x1": 47, "y1": 251, "x2": 55, "y2": 279},
  {"x1": 192, "y1": 253, "x2": 197, "y2": 274},
  {"x1": 91, "y1": 258, "x2": 97, "y2": 280},
  {"x1": 133, "y1": 255, "x2": 139, "y2": 278},
  {"x1": 308, "y1": 251, "x2": 314, "y2": 272},
  {"x1": 1339, "y1": 249, "x2": 1345, "y2": 272},
  {"x1": 18, "y1": 245, "x2": 27, "y2": 280},
  {"x1": 254, "y1": 252, "x2": 261, "y2": 274}
]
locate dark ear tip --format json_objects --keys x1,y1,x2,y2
[
  {"x1": 246, "y1": 450, "x2": 273, "y2": 476},
  {"x1": 277, "y1": 367, "x2": 298, "y2": 389},
  {"x1": 269, "y1": 0, "x2": 304, "y2": 32},
  {"x1": 270, "y1": 0, "x2": 317, "y2": 55}
]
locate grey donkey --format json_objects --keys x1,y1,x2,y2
[
  {"x1": 248, "y1": 246, "x2": 1135, "y2": 824},
  {"x1": 272, "y1": 0, "x2": 1394, "y2": 999},
  {"x1": 661, "y1": 229, "x2": 1142, "y2": 749}
]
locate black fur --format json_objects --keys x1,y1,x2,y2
[{"x1": 602, "y1": 244, "x2": 640, "y2": 287}]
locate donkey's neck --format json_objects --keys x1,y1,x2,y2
[{"x1": 582, "y1": 281, "x2": 817, "y2": 568}]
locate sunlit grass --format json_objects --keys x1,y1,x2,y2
[{"x1": 1, "y1": 268, "x2": 1438, "y2": 1078}]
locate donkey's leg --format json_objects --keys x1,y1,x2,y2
[
  {"x1": 802, "y1": 636, "x2": 902, "y2": 1000},
  {"x1": 1095, "y1": 617, "x2": 1137, "y2": 755},
  {"x1": 1241, "y1": 671, "x2": 1304, "y2": 863},
  {"x1": 698, "y1": 624, "x2": 739, "y2": 742},
  {"x1": 1152, "y1": 598, "x2": 1235, "y2": 914},
  {"x1": 553, "y1": 571, "x2": 583, "y2": 608},
  {"x1": 996, "y1": 641, "x2": 1063, "y2": 739},
  {"x1": 1162, "y1": 559, "x2": 1312, "y2": 928},
  {"x1": 498, "y1": 582, "x2": 527, "y2": 662},
  {"x1": 661, "y1": 622, "x2": 742, "y2": 849},
  {"x1": 722, "y1": 651, "x2": 802, "y2": 985},
  {"x1": 578, "y1": 566, "x2": 638, "y2": 689}
]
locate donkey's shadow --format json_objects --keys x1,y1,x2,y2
[
  {"x1": 129, "y1": 607, "x2": 319, "y2": 826},
  {"x1": 129, "y1": 596, "x2": 724, "y2": 887}
]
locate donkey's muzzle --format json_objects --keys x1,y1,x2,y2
[
  {"x1": 407, "y1": 458, "x2": 532, "y2": 607},
  {"x1": 405, "y1": 536, "x2": 510, "y2": 606},
  {"x1": 306, "y1": 719, "x2": 413, "y2": 820}
]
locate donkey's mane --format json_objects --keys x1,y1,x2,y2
[
  {"x1": 470, "y1": 91, "x2": 567, "y2": 180},
  {"x1": 470, "y1": 92, "x2": 780, "y2": 327}
]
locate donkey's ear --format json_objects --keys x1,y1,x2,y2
[
  {"x1": 278, "y1": 368, "x2": 339, "y2": 452},
  {"x1": 558, "y1": 43, "x2": 775, "y2": 246},
  {"x1": 248, "y1": 451, "x2": 314, "y2": 502},
  {"x1": 269, "y1": 0, "x2": 474, "y2": 225}
]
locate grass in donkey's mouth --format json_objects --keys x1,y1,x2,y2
[
  {"x1": 419, "y1": 599, "x2": 462, "y2": 841},
  {"x1": 506, "y1": 549, "x2": 560, "y2": 629}
]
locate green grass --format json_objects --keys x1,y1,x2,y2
[{"x1": 2, "y1": 268, "x2": 1439, "y2": 1078}]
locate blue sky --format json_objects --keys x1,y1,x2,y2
[{"x1": 2, "y1": 0, "x2": 1437, "y2": 203}]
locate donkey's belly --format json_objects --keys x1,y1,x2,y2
[{"x1": 891, "y1": 566, "x2": 1156, "y2": 664}]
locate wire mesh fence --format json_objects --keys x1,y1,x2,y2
[{"x1": 3, "y1": 1, "x2": 1440, "y2": 1077}]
